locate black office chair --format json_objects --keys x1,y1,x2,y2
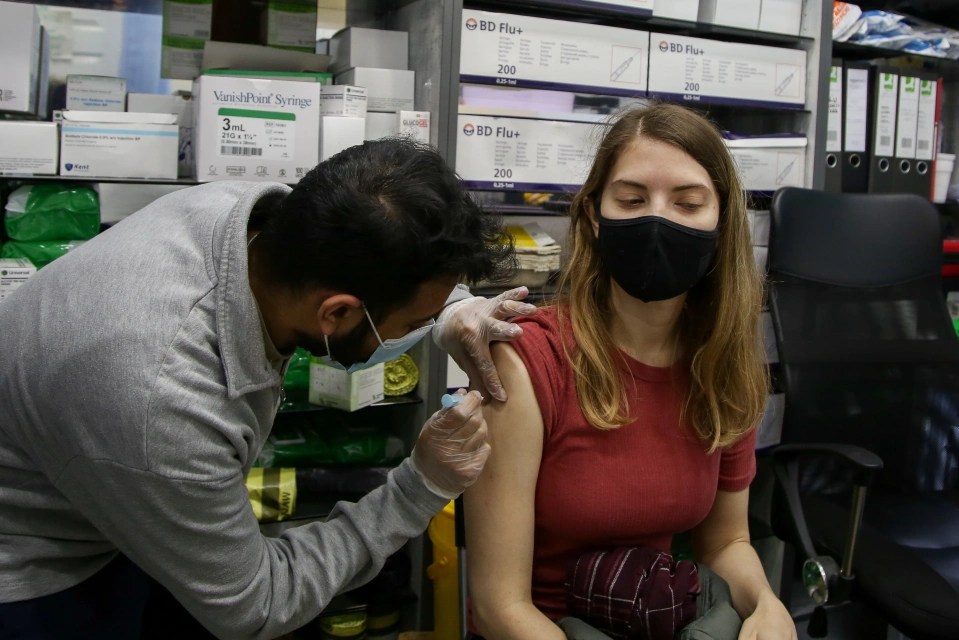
[{"x1": 767, "y1": 187, "x2": 959, "y2": 639}]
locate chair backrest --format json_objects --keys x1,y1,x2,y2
[{"x1": 769, "y1": 188, "x2": 959, "y2": 495}]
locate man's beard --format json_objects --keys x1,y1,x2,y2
[{"x1": 295, "y1": 315, "x2": 373, "y2": 367}]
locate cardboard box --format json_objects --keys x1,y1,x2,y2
[
  {"x1": 37, "y1": 27, "x2": 50, "y2": 119},
  {"x1": 364, "y1": 111, "x2": 430, "y2": 144},
  {"x1": 60, "y1": 111, "x2": 179, "y2": 180},
  {"x1": 193, "y1": 74, "x2": 321, "y2": 183},
  {"x1": 127, "y1": 93, "x2": 195, "y2": 177},
  {"x1": 726, "y1": 135, "x2": 807, "y2": 191},
  {"x1": 320, "y1": 116, "x2": 365, "y2": 161},
  {"x1": 542, "y1": 0, "x2": 652, "y2": 14},
  {"x1": 759, "y1": 0, "x2": 803, "y2": 35},
  {"x1": 0, "y1": 258, "x2": 36, "y2": 303},
  {"x1": 460, "y1": 10, "x2": 649, "y2": 98},
  {"x1": 653, "y1": 0, "x2": 699, "y2": 21},
  {"x1": 265, "y1": 0, "x2": 317, "y2": 52},
  {"x1": 67, "y1": 75, "x2": 127, "y2": 112},
  {"x1": 0, "y1": 121, "x2": 58, "y2": 176},
  {"x1": 0, "y1": 1, "x2": 41, "y2": 115},
  {"x1": 320, "y1": 85, "x2": 367, "y2": 117},
  {"x1": 161, "y1": 0, "x2": 212, "y2": 80},
  {"x1": 397, "y1": 111, "x2": 430, "y2": 144},
  {"x1": 455, "y1": 115, "x2": 596, "y2": 192},
  {"x1": 647, "y1": 34, "x2": 806, "y2": 109},
  {"x1": 365, "y1": 112, "x2": 396, "y2": 140},
  {"x1": 97, "y1": 183, "x2": 190, "y2": 224},
  {"x1": 202, "y1": 41, "x2": 330, "y2": 75},
  {"x1": 309, "y1": 359, "x2": 384, "y2": 412},
  {"x1": 334, "y1": 68, "x2": 414, "y2": 113},
  {"x1": 698, "y1": 0, "x2": 761, "y2": 30},
  {"x1": 329, "y1": 27, "x2": 408, "y2": 74},
  {"x1": 203, "y1": 69, "x2": 332, "y2": 84}
]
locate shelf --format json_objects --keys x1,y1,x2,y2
[
  {"x1": 833, "y1": 40, "x2": 959, "y2": 66},
  {"x1": 278, "y1": 390, "x2": 422, "y2": 414},
  {"x1": 0, "y1": 174, "x2": 200, "y2": 186},
  {"x1": 468, "y1": 0, "x2": 811, "y2": 46}
]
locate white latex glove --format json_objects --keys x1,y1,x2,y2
[
  {"x1": 409, "y1": 389, "x2": 490, "y2": 499},
  {"x1": 433, "y1": 287, "x2": 537, "y2": 402}
]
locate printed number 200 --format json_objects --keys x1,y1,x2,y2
[
  {"x1": 498, "y1": 64, "x2": 517, "y2": 75},
  {"x1": 684, "y1": 82, "x2": 700, "y2": 92}
]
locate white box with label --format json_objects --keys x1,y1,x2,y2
[
  {"x1": 455, "y1": 115, "x2": 598, "y2": 192},
  {"x1": 365, "y1": 111, "x2": 430, "y2": 144},
  {"x1": 127, "y1": 92, "x2": 195, "y2": 177},
  {"x1": 329, "y1": 27, "x2": 409, "y2": 74},
  {"x1": 0, "y1": 121, "x2": 58, "y2": 176},
  {"x1": 648, "y1": 34, "x2": 805, "y2": 108},
  {"x1": 67, "y1": 75, "x2": 127, "y2": 112},
  {"x1": 397, "y1": 111, "x2": 430, "y2": 144},
  {"x1": 60, "y1": 111, "x2": 178, "y2": 180},
  {"x1": 0, "y1": 0, "x2": 41, "y2": 115},
  {"x1": 320, "y1": 116, "x2": 365, "y2": 161},
  {"x1": 538, "y1": 0, "x2": 653, "y2": 15},
  {"x1": 726, "y1": 135, "x2": 807, "y2": 192},
  {"x1": 266, "y1": 0, "x2": 317, "y2": 51},
  {"x1": 334, "y1": 68, "x2": 414, "y2": 113},
  {"x1": 309, "y1": 359, "x2": 384, "y2": 412},
  {"x1": 460, "y1": 10, "x2": 649, "y2": 98},
  {"x1": 193, "y1": 74, "x2": 321, "y2": 184},
  {"x1": 0, "y1": 258, "x2": 36, "y2": 303},
  {"x1": 653, "y1": 0, "x2": 699, "y2": 21},
  {"x1": 759, "y1": 0, "x2": 803, "y2": 35},
  {"x1": 698, "y1": 0, "x2": 761, "y2": 30},
  {"x1": 321, "y1": 85, "x2": 367, "y2": 117}
]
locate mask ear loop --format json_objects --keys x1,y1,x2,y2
[
  {"x1": 323, "y1": 334, "x2": 333, "y2": 360},
  {"x1": 362, "y1": 305, "x2": 386, "y2": 347}
]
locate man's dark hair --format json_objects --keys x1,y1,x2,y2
[{"x1": 254, "y1": 138, "x2": 515, "y2": 316}]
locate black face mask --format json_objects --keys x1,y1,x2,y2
[{"x1": 597, "y1": 213, "x2": 719, "y2": 302}]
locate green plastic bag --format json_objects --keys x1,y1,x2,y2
[
  {"x1": 283, "y1": 347, "x2": 312, "y2": 392},
  {"x1": 1, "y1": 240, "x2": 86, "y2": 269},
  {"x1": 4, "y1": 184, "x2": 100, "y2": 242},
  {"x1": 257, "y1": 418, "x2": 405, "y2": 468}
]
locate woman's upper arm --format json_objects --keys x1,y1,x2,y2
[
  {"x1": 690, "y1": 488, "x2": 751, "y2": 564},
  {"x1": 464, "y1": 341, "x2": 545, "y2": 615}
]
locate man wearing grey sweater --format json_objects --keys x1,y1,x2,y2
[{"x1": 0, "y1": 139, "x2": 531, "y2": 639}]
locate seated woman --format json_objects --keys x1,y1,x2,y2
[{"x1": 464, "y1": 102, "x2": 796, "y2": 640}]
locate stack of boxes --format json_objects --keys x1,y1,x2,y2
[{"x1": 327, "y1": 27, "x2": 429, "y2": 145}]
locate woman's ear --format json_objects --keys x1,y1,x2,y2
[{"x1": 315, "y1": 293, "x2": 363, "y2": 335}]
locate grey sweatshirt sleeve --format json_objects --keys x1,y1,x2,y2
[{"x1": 54, "y1": 455, "x2": 447, "y2": 640}]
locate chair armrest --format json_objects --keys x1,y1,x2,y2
[
  {"x1": 769, "y1": 442, "x2": 884, "y2": 603},
  {"x1": 771, "y1": 443, "x2": 883, "y2": 486}
]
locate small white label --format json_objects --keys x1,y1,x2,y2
[
  {"x1": 217, "y1": 114, "x2": 295, "y2": 161},
  {"x1": 873, "y1": 73, "x2": 899, "y2": 157}
]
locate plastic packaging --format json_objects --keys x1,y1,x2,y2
[
  {"x1": 256, "y1": 418, "x2": 405, "y2": 468},
  {"x1": 427, "y1": 501, "x2": 460, "y2": 640},
  {"x1": 4, "y1": 184, "x2": 100, "y2": 242},
  {"x1": 0, "y1": 240, "x2": 86, "y2": 268},
  {"x1": 282, "y1": 347, "x2": 312, "y2": 392},
  {"x1": 245, "y1": 467, "x2": 297, "y2": 522}
]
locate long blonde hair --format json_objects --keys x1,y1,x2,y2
[{"x1": 555, "y1": 102, "x2": 767, "y2": 451}]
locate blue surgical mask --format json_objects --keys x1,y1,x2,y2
[{"x1": 321, "y1": 306, "x2": 434, "y2": 373}]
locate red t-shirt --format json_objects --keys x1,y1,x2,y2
[{"x1": 510, "y1": 307, "x2": 757, "y2": 621}]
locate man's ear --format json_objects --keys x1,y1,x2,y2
[{"x1": 316, "y1": 293, "x2": 363, "y2": 335}]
